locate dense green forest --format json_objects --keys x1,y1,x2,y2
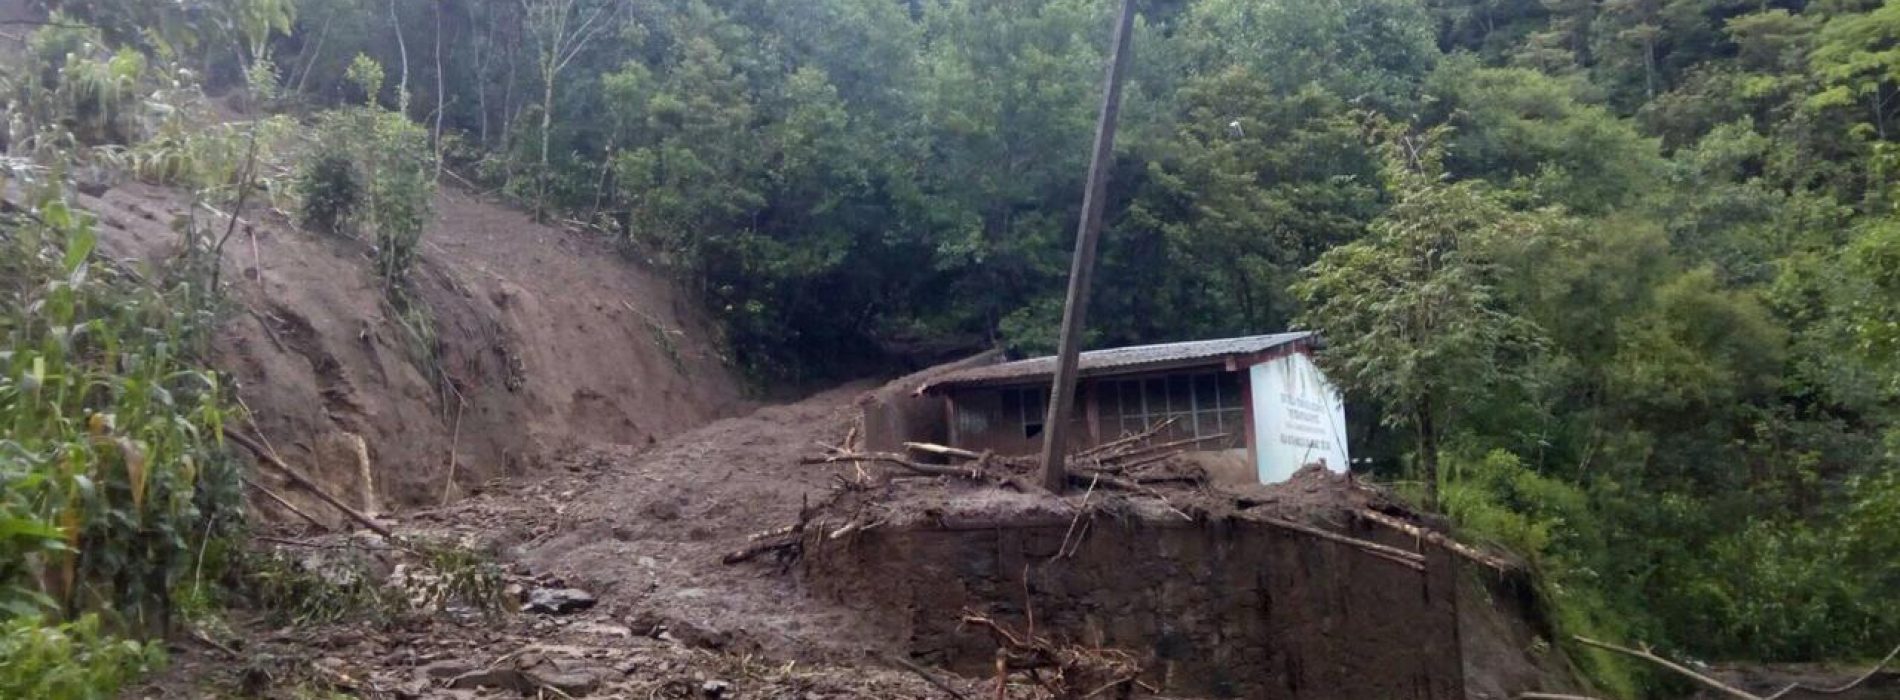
[{"x1": 5, "y1": 0, "x2": 1900, "y2": 696}]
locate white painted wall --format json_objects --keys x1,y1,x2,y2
[{"x1": 1249, "y1": 352, "x2": 1350, "y2": 483}]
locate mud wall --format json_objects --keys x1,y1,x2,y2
[
  {"x1": 81, "y1": 183, "x2": 744, "y2": 519},
  {"x1": 802, "y1": 512, "x2": 1465, "y2": 699},
  {"x1": 858, "y1": 350, "x2": 1001, "y2": 453}
]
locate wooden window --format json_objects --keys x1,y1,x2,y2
[
  {"x1": 1108, "y1": 371, "x2": 1243, "y2": 448},
  {"x1": 1000, "y1": 386, "x2": 1050, "y2": 440}
]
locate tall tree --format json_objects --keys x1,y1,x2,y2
[
  {"x1": 1295, "y1": 125, "x2": 1552, "y2": 507},
  {"x1": 521, "y1": 0, "x2": 615, "y2": 217}
]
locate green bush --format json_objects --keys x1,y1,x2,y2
[
  {"x1": 302, "y1": 56, "x2": 435, "y2": 291},
  {"x1": 1440, "y1": 449, "x2": 1644, "y2": 698},
  {"x1": 0, "y1": 613, "x2": 162, "y2": 700},
  {"x1": 296, "y1": 153, "x2": 361, "y2": 236}
]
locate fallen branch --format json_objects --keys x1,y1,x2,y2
[
  {"x1": 1572, "y1": 636, "x2": 1756, "y2": 700},
  {"x1": 904, "y1": 441, "x2": 986, "y2": 461},
  {"x1": 721, "y1": 533, "x2": 800, "y2": 565},
  {"x1": 1094, "y1": 432, "x2": 1229, "y2": 463},
  {"x1": 803, "y1": 447, "x2": 988, "y2": 480},
  {"x1": 1357, "y1": 509, "x2": 1518, "y2": 573},
  {"x1": 1762, "y1": 642, "x2": 1900, "y2": 699},
  {"x1": 1258, "y1": 515, "x2": 1426, "y2": 571},
  {"x1": 242, "y1": 476, "x2": 326, "y2": 530},
  {"x1": 889, "y1": 655, "x2": 970, "y2": 700},
  {"x1": 224, "y1": 429, "x2": 394, "y2": 538},
  {"x1": 1077, "y1": 418, "x2": 1179, "y2": 459}
]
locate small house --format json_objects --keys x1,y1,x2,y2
[{"x1": 918, "y1": 332, "x2": 1348, "y2": 485}]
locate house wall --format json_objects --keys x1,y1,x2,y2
[
  {"x1": 859, "y1": 350, "x2": 1004, "y2": 454},
  {"x1": 947, "y1": 367, "x2": 1251, "y2": 459},
  {"x1": 949, "y1": 384, "x2": 1092, "y2": 455},
  {"x1": 1248, "y1": 350, "x2": 1350, "y2": 483}
]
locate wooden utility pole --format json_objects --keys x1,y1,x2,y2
[{"x1": 1037, "y1": 0, "x2": 1138, "y2": 491}]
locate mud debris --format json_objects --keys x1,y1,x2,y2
[{"x1": 523, "y1": 587, "x2": 598, "y2": 615}]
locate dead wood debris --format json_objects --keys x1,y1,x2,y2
[
  {"x1": 960, "y1": 610, "x2": 1146, "y2": 699},
  {"x1": 803, "y1": 417, "x2": 1213, "y2": 496},
  {"x1": 1568, "y1": 636, "x2": 1900, "y2": 700},
  {"x1": 1356, "y1": 508, "x2": 1518, "y2": 573}
]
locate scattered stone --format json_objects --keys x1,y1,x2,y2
[
  {"x1": 416, "y1": 659, "x2": 475, "y2": 681},
  {"x1": 525, "y1": 665, "x2": 607, "y2": 696},
  {"x1": 701, "y1": 679, "x2": 732, "y2": 698},
  {"x1": 447, "y1": 667, "x2": 533, "y2": 692},
  {"x1": 523, "y1": 587, "x2": 597, "y2": 614}
]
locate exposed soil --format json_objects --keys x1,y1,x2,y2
[{"x1": 78, "y1": 182, "x2": 746, "y2": 520}]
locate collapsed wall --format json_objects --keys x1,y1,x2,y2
[{"x1": 799, "y1": 476, "x2": 1466, "y2": 699}]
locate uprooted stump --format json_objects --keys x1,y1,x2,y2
[{"x1": 785, "y1": 466, "x2": 1473, "y2": 700}]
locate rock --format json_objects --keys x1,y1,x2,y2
[
  {"x1": 701, "y1": 679, "x2": 732, "y2": 698},
  {"x1": 416, "y1": 660, "x2": 475, "y2": 681},
  {"x1": 523, "y1": 587, "x2": 597, "y2": 614},
  {"x1": 447, "y1": 667, "x2": 533, "y2": 692},
  {"x1": 525, "y1": 665, "x2": 607, "y2": 696}
]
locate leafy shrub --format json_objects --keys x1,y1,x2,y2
[
  {"x1": 302, "y1": 56, "x2": 435, "y2": 290},
  {"x1": 240, "y1": 538, "x2": 506, "y2": 626},
  {"x1": 0, "y1": 613, "x2": 162, "y2": 700},
  {"x1": 296, "y1": 153, "x2": 361, "y2": 235},
  {"x1": 1440, "y1": 449, "x2": 1644, "y2": 698}
]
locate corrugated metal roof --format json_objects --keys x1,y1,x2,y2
[{"x1": 922, "y1": 332, "x2": 1313, "y2": 391}]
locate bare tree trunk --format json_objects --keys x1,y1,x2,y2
[
  {"x1": 538, "y1": 77, "x2": 554, "y2": 217},
  {"x1": 470, "y1": 2, "x2": 491, "y2": 148},
  {"x1": 292, "y1": 15, "x2": 335, "y2": 96},
  {"x1": 391, "y1": 0, "x2": 411, "y2": 112},
  {"x1": 434, "y1": 0, "x2": 446, "y2": 182},
  {"x1": 1642, "y1": 37, "x2": 1656, "y2": 99},
  {"x1": 1416, "y1": 402, "x2": 1440, "y2": 510}
]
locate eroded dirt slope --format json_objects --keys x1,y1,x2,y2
[{"x1": 80, "y1": 183, "x2": 746, "y2": 519}]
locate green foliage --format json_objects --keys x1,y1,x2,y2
[
  {"x1": 0, "y1": 613, "x2": 164, "y2": 700},
  {"x1": 0, "y1": 194, "x2": 243, "y2": 625},
  {"x1": 296, "y1": 154, "x2": 362, "y2": 236},
  {"x1": 1440, "y1": 450, "x2": 1642, "y2": 698},
  {"x1": 1295, "y1": 125, "x2": 1554, "y2": 504},
  {"x1": 301, "y1": 58, "x2": 435, "y2": 291},
  {"x1": 1, "y1": 20, "x2": 149, "y2": 156},
  {"x1": 239, "y1": 539, "x2": 506, "y2": 627},
  {"x1": 0, "y1": 184, "x2": 241, "y2": 694}
]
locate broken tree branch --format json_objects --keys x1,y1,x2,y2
[
  {"x1": 242, "y1": 476, "x2": 326, "y2": 530},
  {"x1": 224, "y1": 429, "x2": 394, "y2": 538},
  {"x1": 1258, "y1": 515, "x2": 1426, "y2": 571},
  {"x1": 721, "y1": 533, "x2": 799, "y2": 565},
  {"x1": 803, "y1": 448, "x2": 986, "y2": 480},
  {"x1": 888, "y1": 655, "x2": 970, "y2": 700},
  {"x1": 1761, "y1": 642, "x2": 1900, "y2": 699},
  {"x1": 1358, "y1": 509, "x2": 1518, "y2": 573},
  {"x1": 1572, "y1": 636, "x2": 1756, "y2": 700}
]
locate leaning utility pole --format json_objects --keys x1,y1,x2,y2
[{"x1": 1037, "y1": 0, "x2": 1138, "y2": 491}]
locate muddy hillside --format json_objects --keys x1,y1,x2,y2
[{"x1": 80, "y1": 182, "x2": 747, "y2": 521}]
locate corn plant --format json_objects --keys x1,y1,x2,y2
[
  {"x1": 0, "y1": 612, "x2": 162, "y2": 700},
  {"x1": 0, "y1": 189, "x2": 243, "y2": 637}
]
